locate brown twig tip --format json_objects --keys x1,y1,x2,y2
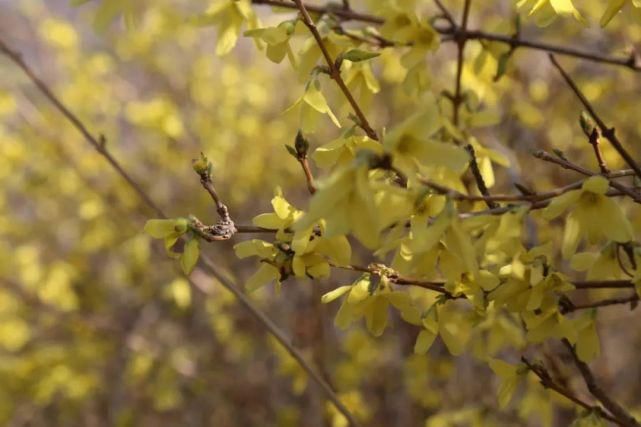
[{"x1": 549, "y1": 54, "x2": 641, "y2": 181}]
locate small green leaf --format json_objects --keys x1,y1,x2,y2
[
  {"x1": 284, "y1": 144, "x2": 298, "y2": 158},
  {"x1": 180, "y1": 238, "x2": 200, "y2": 275},
  {"x1": 144, "y1": 219, "x2": 180, "y2": 239},
  {"x1": 494, "y1": 52, "x2": 511, "y2": 81},
  {"x1": 342, "y1": 49, "x2": 381, "y2": 63}
]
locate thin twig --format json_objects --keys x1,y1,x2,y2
[
  {"x1": 465, "y1": 144, "x2": 498, "y2": 208},
  {"x1": 521, "y1": 357, "x2": 620, "y2": 425},
  {"x1": 292, "y1": 0, "x2": 377, "y2": 140},
  {"x1": 0, "y1": 39, "x2": 165, "y2": 218},
  {"x1": 563, "y1": 340, "x2": 640, "y2": 427},
  {"x1": 446, "y1": 1, "x2": 497, "y2": 207},
  {"x1": 250, "y1": 0, "x2": 641, "y2": 72},
  {"x1": 533, "y1": 150, "x2": 641, "y2": 203},
  {"x1": 561, "y1": 294, "x2": 639, "y2": 313},
  {"x1": 549, "y1": 55, "x2": 641, "y2": 179},
  {"x1": 433, "y1": 0, "x2": 456, "y2": 28},
  {"x1": 452, "y1": 0, "x2": 472, "y2": 127},
  {"x1": 588, "y1": 128, "x2": 610, "y2": 174},
  {"x1": 0, "y1": 37, "x2": 359, "y2": 426}
]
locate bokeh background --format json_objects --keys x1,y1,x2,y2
[{"x1": 1, "y1": 0, "x2": 641, "y2": 426}]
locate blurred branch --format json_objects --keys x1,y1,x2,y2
[
  {"x1": 0, "y1": 39, "x2": 165, "y2": 219},
  {"x1": 0, "y1": 36, "x2": 359, "y2": 427},
  {"x1": 563, "y1": 340, "x2": 641, "y2": 427},
  {"x1": 521, "y1": 357, "x2": 620, "y2": 425},
  {"x1": 250, "y1": 0, "x2": 641, "y2": 72},
  {"x1": 549, "y1": 55, "x2": 641, "y2": 179}
]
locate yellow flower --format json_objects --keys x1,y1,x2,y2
[
  {"x1": 543, "y1": 176, "x2": 633, "y2": 258},
  {"x1": 322, "y1": 275, "x2": 420, "y2": 336},
  {"x1": 383, "y1": 94, "x2": 468, "y2": 179},
  {"x1": 244, "y1": 20, "x2": 297, "y2": 64}
]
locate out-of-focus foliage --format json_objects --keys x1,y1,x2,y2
[{"x1": 2, "y1": 0, "x2": 641, "y2": 426}]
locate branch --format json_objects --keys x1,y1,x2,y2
[
  {"x1": 521, "y1": 357, "x2": 620, "y2": 425},
  {"x1": 251, "y1": 0, "x2": 383, "y2": 24},
  {"x1": 452, "y1": 0, "x2": 472, "y2": 127},
  {"x1": 462, "y1": 30, "x2": 640, "y2": 72},
  {"x1": 549, "y1": 55, "x2": 641, "y2": 180},
  {"x1": 444, "y1": 1, "x2": 498, "y2": 208},
  {"x1": 560, "y1": 294, "x2": 639, "y2": 313},
  {"x1": 292, "y1": 0, "x2": 377, "y2": 140},
  {"x1": 0, "y1": 37, "x2": 360, "y2": 427},
  {"x1": 533, "y1": 150, "x2": 641, "y2": 203},
  {"x1": 465, "y1": 144, "x2": 498, "y2": 208},
  {"x1": 250, "y1": 0, "x2": 641, "y2": 72},
  {"x1": 0, "y1": 39, "x2": 165, "y2": 219},
  {"x1": 563, "y1": 340, "x2": 640, "y2": 427}
]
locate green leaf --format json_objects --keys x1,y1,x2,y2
[
  {"x1": 342, "y1": 49, "x2": 381, "y2": 63},
  {"x1": 144, "y1": 219, "x2": 186, "y2": 239},
  {"x1": 180, "y1": 238, "x2": 200, "y2": 275}
]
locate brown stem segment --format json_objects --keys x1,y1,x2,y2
[
  {"x1": 298, "y1": 157, "x2": 317, "y2": 194},
  {"x1": 292, "y1": 0, "x2": 378, "y2": 140},
  {"x1": 251, "y1": 0, "x2": 641, "y2": 72},
  {"x1": 588, "y1": 128, "x2": 610, "y2": 174},
  {"x1": 533, "y1": 150, "x2": 641, "y2": 203},
  {"x1": 563, "y1": 340, "x2": 640, "y2": 427},
  {"x1": 0, "y1": 36, "x2": 358, "y2": 427},
  {"x1": 549, "y1": 54, "x2": 641, "y2": 179},
  {"x1": 521, "y1": 357, "x2": 620, "y2": 425}
]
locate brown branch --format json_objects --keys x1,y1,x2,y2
[
  {"x1": 299, "y1": 157, "x2": 317, "y2": 194},
  {"x1": 252, "y1": 0, "x2": 383, "y2": 24},
  {"x1": 462, "y1": 30, "x2": 640, "y2": 72},
  {"x1": 563, "y1": 340, "x2": 640, "y2": 427},
  {"x1": 0, "y1": 37, "x2": 359, "y2": 426},
  {"x1": 250, "y1": 0, "x2": 641, "y2": 72},
  {"x1": 0, "y1": 39, "x2": 165, "y2": 219},
  {"x1": 433, "y1": 0, "x2": 456, "y2": 28},
  {"x1": 561, "y1": 294, "x2": 639, "y2": 313},
  {"x1": 445, "y1": 1, "x2": 497, "y2": 208},
  {"x1": 292, "y1": 0, "x2": 377, "y2": 140},
  {"x1": 533, "y1": 150, "x2": 641, "y2": 203},
  {"x1": 521, "y1": 357, "x2": 620, "y2": 425},
  {"x1": 549, "y1": 55, "x2": 641, "y2": 179},
  {"x1": 572, "y1": 280, "x2": 636, "y2": 289},
  {"x1": 465, "y1": 144, "x2": 498, "y2": 208},
  {"x1": 588, "y1": 129, "x2": 610, "y2": 175},
  {"x1": 452, "y1": 0, "x2": 472, "y2": 127}
]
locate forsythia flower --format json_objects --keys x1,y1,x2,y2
[
  {"x1": 321, "y1": 274, "x2": 420, "y2": 336},
  {"x1": 542, "y1": 176, "x2": 633, "y2": 258}
]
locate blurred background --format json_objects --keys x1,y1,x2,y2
[{"x1": 1, "y1": 0, "x2": 641, "y2": 426}]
